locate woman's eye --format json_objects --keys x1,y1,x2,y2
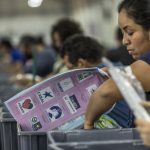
[{"x1": 127, "y1": 31, "x2": 133, "y2": 36}]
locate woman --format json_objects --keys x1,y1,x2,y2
[{"x1": 84, "y1": 0, "x2": 150, "y2": 146}]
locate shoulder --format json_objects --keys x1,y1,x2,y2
[
  {"x1": 131, "y1": 59, "x2": 150, "y2": 71},
  {"x1": 130, "y1": 60, "x2": 150, "y2": 91}
]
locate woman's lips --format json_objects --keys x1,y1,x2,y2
[{"x1": 128, "y1": 50, "x2": 133, "y2": 55}]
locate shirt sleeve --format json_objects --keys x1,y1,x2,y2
[{"x1": 139, "y1": 52, "x2": 150, "y2": 65}]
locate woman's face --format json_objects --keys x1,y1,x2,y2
[
  {"x1": 52, "y1": 32, "x2": 62, "y2": 52},
  {"x1": 118, "y1": 9, "x2": 150, "y2": 60}
]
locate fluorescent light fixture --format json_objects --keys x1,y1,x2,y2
[{"x1": 28, "y1": 0, "x2": 43, "y2": 7}]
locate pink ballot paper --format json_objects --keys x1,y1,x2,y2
[{"x1": 5, "y1": 67, "x2": 107, "y2": 131}]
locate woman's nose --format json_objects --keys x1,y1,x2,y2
[{"x1": 122, "y1": 35, "x2": 130, "y2": 46}]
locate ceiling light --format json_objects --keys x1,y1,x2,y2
[{"x1": 28, "y1": 0, "x2": 43, "y2": 7}]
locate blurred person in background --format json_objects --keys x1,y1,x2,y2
[
  {"x1": 18, "y1": 34, "x2": 35, "y2": 66},
  {"x1": 61, "y1": 34, "x2": 106, "y2": 70},
  {"x1": 23, "y1": 35, "x2": 56, "y2": 77},
  {"x1": 12, "y1": 35, "x2": 36, "y2": 87},
  {"x1": 50, "y1": 18, "x2": 84, "y2": 74},
  {"x1": 0, "y1": 37, "x2": 24, "y2": 73},
  {"x1": 13, "y1": 34, "x2": 56, "y2": 87}
]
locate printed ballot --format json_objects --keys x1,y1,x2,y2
[{"x1": 5, "y1": 67, "x2": 107, "y2": 131}]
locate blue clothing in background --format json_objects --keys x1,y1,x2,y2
[
  {"x1": 24, "y1": 47, "x2": 56, "y2": 77},
  {"x1": 11, "y1": 48, "x2": 24, "y2": 63}
]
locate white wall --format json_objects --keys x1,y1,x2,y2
[
  {"x1": 0, "y1": 15, "x2": 66, "y2": 45},
  {"x1": 70, "y1": 0, "x2": 122, "y2": 48},
  {"x1": 0, "y1": 0, "x2": 122, "y2": 48},
  {"x1": 0, "y1": 0, "x2": 69, "y2": 45}
]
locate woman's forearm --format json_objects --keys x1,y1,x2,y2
[{"x1": 84, "y1": 79, "x2": 122, "y2": 129}]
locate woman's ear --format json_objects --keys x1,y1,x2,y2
[
  {"x1": 77, "y1": 58, "x2": 87, "y2": 68},
  {"x1": 77, "y1": 58, "x2": 94, "y2": 68},
  {"x1": 63, "y1": 55, "x2": 74, "y2": 69}
]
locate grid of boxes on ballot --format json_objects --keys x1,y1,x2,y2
[{"x1": 5, "y1": 67, "x2": 106, "y2": 131}]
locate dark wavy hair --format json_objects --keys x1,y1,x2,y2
[
  {"x1": 118, "y1": 0, "x2": 150, "y2": 30},
  {"x1": 51, "y1": 18, "x2": 83, "y2": 43},
  {"x1": 61, "y1": 34, "x2": 105, "y2": 65}
]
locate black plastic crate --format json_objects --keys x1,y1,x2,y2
[
  {"x1": 48, "y1": 140, "x2": 149, "y2": 150},
  {"x1": 0, "y1": 118, "x2": 18, "y2": 150},
  {"x1": 48, "y1": 128, "x2": 140, "y2": 143},
  {"x1": 47, "y1": 128, "x2": 144, "y2": 150},
  {"x1": 18, "y1": 130, "x2": 47, "y2": 150},
  {"x1": 0, "y1": 85, "x2": 23, "y2": 118},
  {"x1": 0, "y1": 85, "x2": 22, "y2": 102}
]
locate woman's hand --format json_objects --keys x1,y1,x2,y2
[
  {"x1": 84, "y1": 120, "x2": 94, "y2": 129},
  {"x1": 135, "y1": 101, "x2": 150, "y2": 147},
  {"x1": 135, "y1": 119, "x2": 150, "y2": 147}
]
